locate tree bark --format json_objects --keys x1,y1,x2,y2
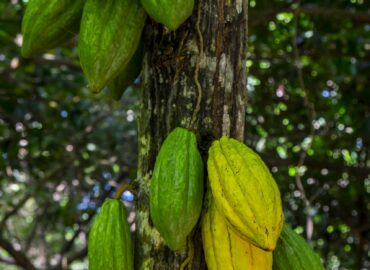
[{"x1": 135, "y1": 0, "x2": 248, "y2": 269}]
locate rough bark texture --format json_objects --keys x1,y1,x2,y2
[{"x1": 135, "y1": 0, "x2": 248, "y2": 269}]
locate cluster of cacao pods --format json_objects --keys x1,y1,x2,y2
[
  {"x1": 204, "y1": 136, "x2": 324, "y2": 269},
  {"x1": 21, "y1": 1, "x2": 325, "y2": 267},
  {"x1": 149, "y1": 130, "x2": 324, "y2": 269},
  {"x1": 77, "y1": 128, "x2": 324, "y2": 269},
  {"x1": 21, "y1": 0, "x2": 194, "y2": 98}
]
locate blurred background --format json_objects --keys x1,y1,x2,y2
[{"x1": 0, "y1": 0, "x2": 369, "y2": 269}]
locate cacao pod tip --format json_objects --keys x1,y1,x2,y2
[
  {"x1": 166, "y1": 239, "x2": 186, "y2": 252},
  {"x1": 165, "y1": 23, "x2": 181, "y2": 31},
  {"x1": 88, "y1": 84, "x2": 104, "y2": 94},
  {"x1": 21, "y1": 46, "x2": 32, "y2": 58},
  {"x1": 111, "y1": 93, "x2": 124, "y2": 101}
]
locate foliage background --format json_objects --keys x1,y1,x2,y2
[{"x1": 0, "y1": 0, "x2": 369, "y2": 269}]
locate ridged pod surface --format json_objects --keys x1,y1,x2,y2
[
  {"x1": 79, "y1": 0, "x2": 146, "y2": 93},
  {"x1": 108, "y1": 41, "x2": 144, "y2": 101},
  {"x1": 140, "y1": 0, "x2": 194, "y2": 30},
  {"x1": 88, "y1": 199, "x2": 133, "y2": 270},
  {"x1": 273, "y1": 225, "x2": 324, "y2": 270},
  {"x1": 202, "y1": 194, "x2": 273, "y2": 270},
  {"x1": 150, "y1": 127, "x2": 204, "y2": 251},
  {"x1": 21, "y1": 0, "x2": 86, "y2": 57},
  {"x1": 207, "y1": 136, "x2": 284, "y2": 251}
]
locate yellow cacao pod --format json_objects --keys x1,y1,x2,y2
[
  {"x1": 202, "y1": 193, "x2": 273, "y2": 270},
  {"x1": 207, "y1": 136, "x2": 284, "y2": 251}
]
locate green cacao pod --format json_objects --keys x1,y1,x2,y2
[
  {"x1": 79, "y1": 0, "x2": 146, "y2": 93},
  {"x1": 150, "y1": 127, "x2": 204, "y2": 251},
  {"x1": 21, "y1": 0, "x2": 86, "y2": 57},
  {"x1": 207, "y1": 136, "x2": 284, "y2": 251},
  {"x1": 140, "y1": 0, "x2": 194, "y2": 30},
  {"x1": 202, "y1": 193, "x2": 273, "y2": 270},
  {"x1": 273, "y1": 225, "x2": 324, "y2": 270},
  {"x1": 88, "y1": 199, "x2": 133, "y2": 270},
  {"x1": 108, "y1": 41, "x2": 144, "y2": 101}
]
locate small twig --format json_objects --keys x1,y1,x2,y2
[
  {"x1": 179, "y1": 231, "x2": 195, "y2": 270},
  {"x1": 114, "y1": 183, "x2": 134, "y2": 200},
  {"x1": 0, "y1": 255, "x2": 14, "y2": 265},
  {"x1": 0, "y1": 195, "x2": 30, "y2": 230},
  {"x1": 0, "y1": 236, "x2": 36, "y2": 270},
  {"x1": 250, "y1": 4, "x2": 370, "y2": 27},
  {"x1": 292, "y1": 1, "x2": 317, "y2": 240}
]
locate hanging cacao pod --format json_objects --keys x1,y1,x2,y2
[
  {"x1": 207, "y1": 136, "x2": 284, "y2": 251},
  {"x1": 140, "y1": 0, "x2": 194, "y2": 30},
  {"x1": 150, "y1": 127, "x2": 204, "y2": 251},
  {"x1": 88, "y1": 199, "x2": 133, "y2": 270},
  {"x1": 273, "y1": 225, "x2": 324, "y2": 270},
  {"x1": 79, "y1": 0, "x2": 146, "y2": 93},
  {"x1": 202, "y1": 193, "x2": 273, "y2": 270},
  {"x1": 22, "y1": 0, "x2": 86, "y2": 57},
  {"x1": 108, "y1": 41, "x2": 144, "y2": 101}
]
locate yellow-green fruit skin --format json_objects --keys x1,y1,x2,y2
[
  {"x1": 202, "y1": 194, "x2": 273, "y2": 270},
  {"x1": 140, "y1": 0, "x2": 194, "y2": 30},
  {"x1": 88, "y1": 199, "x2": 133, "y2": 270},
  {"x1": 21, "y1": 0, "x2": 86, "y2": 57},
  {"x1": 273, "y1": 225, "x2": 324, "y2": 270},
  {"x1": 207, "y1": 136, "x2": 284, "y2": 251},
  {"x1": 150, "y1": 127, "x2": 204, "y2": 251},
  {"x1": 79, "y1": 0, "x2": 146, "y2": 93}
]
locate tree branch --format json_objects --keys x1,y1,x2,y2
[
  {"x1": 50, "y1": 247, "x2": 87, "y2": 270},
  {"x1": 0, "y1": 255, "x2": 14, "y2": 265},
  {"x1": 262, "y1": 154, "x2": 370, "y2": 178},
  {"x1": 66, "y1": 247, "x2": 87, "y2": 264},
  {"x1": 250, "y1": 4, "x2": 370, "y2": 26},
  {"x1": 22, "y1": 57, "x2": 81, "y2": 72},
  {"x1": 249, "y1": 50, "x2": 370, "y2": 62},
  {"x1": 0, "y1": 236, "x2": 36, "y2": 270},
  {"x1": 0, "y1": 195, "x2": 31, "y2": 231},
  {"x1": 0, "y1": 56, "x2": 81, "y2": 81}
]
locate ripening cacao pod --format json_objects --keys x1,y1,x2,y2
[
  {"x1": 108, "y1": 41, "x2": 144, "y2": 101},
  {"x1": 202, "y1": 193, "x2": 273, "y2": 270},
  {"x1": 207, "y1": 136, "x2": 284, "y2": 251},
  {"x1": 140, "y1": 0, "x2": 194, "y2": 30},
  {"x1": 88, "y1": 199, "x2": 133, "y2": 270},
  {"x1": 21, "y1": 0, "x2": 86, "y2": 57},
  {"x1": 150, "y1": 127, "x2": 204, "y2": 251},
  {"x1": 79, "y1": 0, "x2": 146, "y2": 93},
  {"x1": 273, "y1": 225, "x2": 324, "y2": 270}
]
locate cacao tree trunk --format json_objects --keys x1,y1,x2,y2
[{"x1": 135, "y1": 0, "x2": 248, "y2": 269}]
